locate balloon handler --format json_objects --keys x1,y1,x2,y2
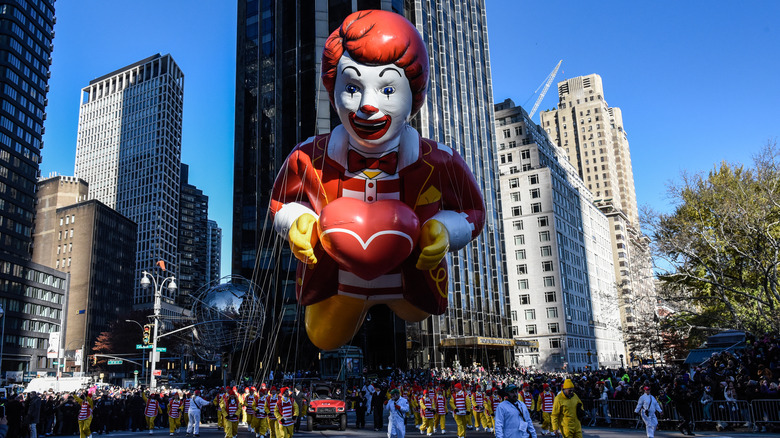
[{"x1": 270, "y1": 9, "x2": 486, "y2": 350}]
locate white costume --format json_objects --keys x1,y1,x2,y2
[
  {"x1": 186, "y1": 395, "x2": 208, "y2": 435},
  {"x1": 385, "y1": 396, "x2": 410, "y2": 438},
  {"x1": 635, "y1": 393, "x2": 662, "y2": 438}
]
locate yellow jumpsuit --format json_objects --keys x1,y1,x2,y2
[
  {"x1": 419, "y1": 396, "x2": 435, "y2": 434},
  {"x1": 273, "y1": 397, "x2": 299, "y2": 438},
  {"x1": 142, "y1": 394, "x2": 163, "y2": 432},
  {"x1": 552, "y1": 392, "x2": 584, "y2": 438},
  {"x1": 168, "y1": 399, "x2": 183, "y2": 434},
  {"x1": 450, "y1": 391, "x2": 472, "y2": 437},
  {"x1": 222, "y1": 397, "x2": 243, "y2": 438},
  {"x1": 470, "y1": 391, "x2": 490, "y2": 431},
  {"x1": 74, "y1": 395, "x2": 93, "y2": 438}
]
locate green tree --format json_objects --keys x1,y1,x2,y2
[{"x1": 644, "y1": 140, "x2": 780, "y2": 334}]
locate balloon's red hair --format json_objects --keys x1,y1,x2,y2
[{"x1": 322, "y1": 10, "x2": 429, "y2": 116}]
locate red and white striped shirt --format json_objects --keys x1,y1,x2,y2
[
  {"x1": 436, "y1": 395, "x2": 447, "y2": 415},
  {"x1": 421, "y1": 396, "x2": 434, "y2": 419},
  {"x1": 245, "y1": 394, "x2": 256, "y2": 416},
  {"x1": 277, "y1": 398, "x2": 295, "y2": 426},
  {"x1": 225, "y1": 399, "x2": 239, "y2": 419},
  {"x1": 78, "y1": 399, "x2": 92, "y2": 420},
  {"x1": 183, "y1": 398, "x2": 191, "y2": 412},
  {"x1": 473, "y1": 392, "x2": 485, "y2": 412},
  {"x1": 452, "y1": 391, "x2": 467, "y2": 413},
  {"x1": 145, "y1": 399, "x2": 159, "y2": 418},
  {"x1": 522, "y1": 391, "x2": 534, "y2": 410},
  {"x1": 539, "y1": 391, "x2": 554, "y2": 413},
  {"x1": 168, "y1": 400, "x2": 182, "y2": 419}
]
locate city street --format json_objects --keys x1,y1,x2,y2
[{"x1": 90, "y1": 413, "x2": 776, "y2": 438}]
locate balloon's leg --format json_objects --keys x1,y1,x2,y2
[
  {"x1": 304, "y1": 295, "x2": 369, "y2": 350},
  {"x1": 387, "y1": 300, "x2": 430, "y2": 322}
]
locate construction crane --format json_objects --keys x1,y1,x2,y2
[{"x1": 528, "y1": 60, "x2": 562, "y2": 119}]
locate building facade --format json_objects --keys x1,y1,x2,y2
[
  {"x1": 0, "y1": 0, "x2": 63, "y2": 379},
  {"x1": 234, "y1": 0, "x2": 511, "y2": 368},
  {"x1": 495, "y1": 99, "x2": 610, "y2": 370},
  {"x1": 178, "y1": 164, "x2": 208, "y2": 307},
  {"x1": 74, "y1": 54, "x2": 185, "y2": 315},
  {"x1": 206, "y1": 220, "x2": 221, "y2": 286},
  {"x1": 540, "y1": 75, "x2": 656, "y2": 358},
  {"x1": 33, "y1": 176, "x2": 136, "y2": 366}
]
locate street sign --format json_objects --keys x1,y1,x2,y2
[
  {"x1": 52, "y1": 361, "x2": 58, "y2": 365},
  {"x1": 134, "y1": 370, "x2": 139, "y2": 375},
  {"x1": 136, "y1": 344, "x2": 153, "y2": 349},
  {"x1": 153, "y1": 370, "x2": 162, "y2": 376},
  {"x1": 155, "y1": 347, "x2": 167, "y2": 352},
  {"x1": 107, "y1": 360, "x2": 123, "y2": 365}
]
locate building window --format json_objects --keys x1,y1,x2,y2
[
  {"x1": 512, "y1": 206, "x2": 522, "y2": 216},
  {"x1": 513, "y1": 220, "x2": 524, "y2": 231},
  {"x1": 518, "y1": 279, "x2": 529, "y2": 289},
  {"x1": 529, "y1": 174, "x2": 539, "y2": 185},
  {"x1": 515, "y1": 126, "x2": 522, "y2": 136},
  {"x1": 545, "y1": 290, "x2": 557, "y2": 301},
  {"x1": 540, "y1": 245, "x2": 552, "y2": 257},
  {"x1": 510, "y1": 192, "x2": 521, "y2": 202},
  {"x1": 515, "y1": 249, "x2": 526, "y2": 260},
  {"x1": 550, "y1": 338, "x2": 561, "y2": 349},
  {"x1": 538, "y1": 216, "x2": 549, "y2": 227},
  {"x1": 539, "y1": 231, "x2": 551, "y2": 241},
  {"x1": 509, "y1": 178, "x2": 519, "y2": 188},
  {"x1": 543, "y1": 277, "x2": 555, "y2": 287},
  {"x1": 519, "y1": 294, "x2": 530, "y2": 305},
  {"x1": 503, "y1": 129, "x2": 511, "y2": 138},
  {"x1": 522, "y1": 163, "x2": 532, "y2": 171},
  {"x1": 59, "y1": 218, "x2": 63, "y2": 226},
  {"x1": 509, "y1": 141, "x2": 517, "y2": 148},
  {"x1": 547, "y1": 307, "x2": 558, "y2": 318},
  {"x1": 526, "y1": 324, "x2": 537, "y2": 334},
  {"x1": 512, "y1": 326, "x2": 518, "y2": 336},
  {"x1": 548, "y1": 323, "x2": 560, "y2": 334},
  {"x1": 521, "y1": 149, "x2": 531, "y2": 159},
  {"x1": 542, "y1": 261, "x2": 554, "y2": 272},
  {"x1": 524, "y1": 309, "x2": 536, "y2": 320},
  {"x1": 516, "y1": 264, "x2": 527, "y2": 275},
  {"x1": 514, "y1": 235, "x2": 525, "y2": 245},
  {"x1": 511, "y1": 311, "x2": 517, "y2": 321},
  {"x1": 531, "y1": 203, "x2": 542, "y2": 213},
  {"x1": 530, "y1": 188, "x2": 541, "y2": 199}
]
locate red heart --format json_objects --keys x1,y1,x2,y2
[{"x1": 318, "y1": 197, "x2": 420, "y2": 280}]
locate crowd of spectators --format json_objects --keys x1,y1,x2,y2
[{"x1": 0, "y1": 334, "x2": 776, "y2": 437}]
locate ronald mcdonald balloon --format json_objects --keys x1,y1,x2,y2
[{"x1": 270, "y1": 10, "x2": 485, "y2": 350}]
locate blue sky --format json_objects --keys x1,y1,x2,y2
[{"x1": 40, "y1": 1, "x2": 779, "y2": 277}]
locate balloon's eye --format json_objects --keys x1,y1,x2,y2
[
  {"x1": 382, "y1": 86, "x2": 395, "y2": 96},
  {"x1": 346, "y1": 84, "x2": 360, "y2": 94}
]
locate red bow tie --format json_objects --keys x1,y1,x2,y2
[{"x1": 347, "y1": 149, "x2": 398, "y2": 174}]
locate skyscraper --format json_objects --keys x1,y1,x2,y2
[
  {"x1": 1, "y1": 0, "x2": 68, "y2": 376},
  {"x1": 75, "y1": 54, "x2": 184, "y2": 314},
  {"x1": 33, "y1": 176, "x2": 136, "y2": 365},
  {"x1": 234, "y1": 0, "x2": 510, "y2": 367},
  {"x1": 178, "y1": 163, "x2": 208, "y2": 307},
  {"x1": 540, "y1": 75, "x2": 656, "y2": 354},
  {"x1": 206, "y1": 219, "x2": 222, "y2": 286}
]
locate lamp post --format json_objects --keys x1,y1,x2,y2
[
  {"x1": 140, "y1": 270, "x2": 176, "y2": 389},
  {"x1": 0, "y1": 304, "x2": 5, "y2": 383},
  {"x1": 126, "y1": 320, "x2": 148, "y2": 385}
]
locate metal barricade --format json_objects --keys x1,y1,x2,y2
[
  {"x1": 690, "y1": 400, "x2": 752, "y2": 428},
  {"x1": 750, "y1": 399, "x2": 780, "y2": 430}
]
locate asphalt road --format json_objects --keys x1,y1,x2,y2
[{"x1": 88, "y1": 413, "x2": 777, "y2": 438}]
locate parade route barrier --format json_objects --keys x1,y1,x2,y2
[{"x1": 581, "y1": 398, "x2": 780, "y2": 431}]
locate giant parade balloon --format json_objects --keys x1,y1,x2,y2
[
  {"x1": 190, "y1": 277, "x2": 264, "y2": 360},
  {"x1": 269, "y1": 10, "x2": 485, "y2": 350}
]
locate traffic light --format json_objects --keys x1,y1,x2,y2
[{"x1": 143, "y1": 324, "x2": 152, "y2": 345}]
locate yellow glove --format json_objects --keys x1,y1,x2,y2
[
  {"x1": 289, "y1": 213, "x2": 318, "y2": 264},
  {"x1": 416, "y1": 219, "x2": 449, "y2": 270}
]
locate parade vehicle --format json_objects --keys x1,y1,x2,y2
[{"x1": 306, "y1": 381, "x2": 347, "y2": 431}]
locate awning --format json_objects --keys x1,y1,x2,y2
[{"x1": 440, "y1": 336, "x2": 515, "y2": 348}]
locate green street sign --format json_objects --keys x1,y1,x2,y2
[
  {"x1": 52, "y1": 361, "x2": 58, "y2": 365},
  {"x1": 155, "y1": 347, "x2": 167, "y2": 352},
  {"x1": 107, "y1": 360, "x2": 123, "y2": 365},
  {"x1": 136, "y1": 344, "x2": 153, "y2": 349},
  {"x1": 134, "y1": 370, "x2": 139, "y2": 375}
]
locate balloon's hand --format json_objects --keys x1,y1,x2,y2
[
  {"x1": 288, "y1": 213, "x2": 318, "y2": 264},
  {"x1": 416, "y1": 219, "x2": 450, "y2": 270}
]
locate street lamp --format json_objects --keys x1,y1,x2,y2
[
  {"x1": 140, "y1": 270, "x2": 176, "y2": 389},
  {"x1": 0, "y1": 304, "x2": 5, "y2": 383}
]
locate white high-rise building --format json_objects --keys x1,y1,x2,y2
[
  {"x1": 494, "y1": 99, "x2": 623, "y2": 371},
  {"x1": 75, "y1": 54, "x2": 184, "y2": 313}
]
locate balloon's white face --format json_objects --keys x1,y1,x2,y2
[{"x1": 334, "y1": 53, "x2": 413, "y2": 151}]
